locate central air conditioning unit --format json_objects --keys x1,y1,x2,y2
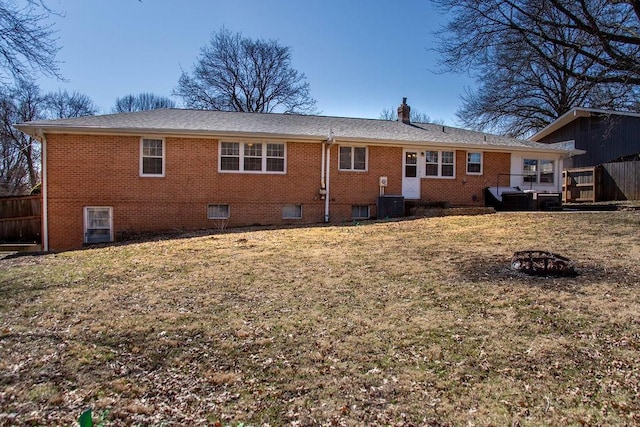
[{"x1": 377, "y1": 195, "x2": 405, "y2": 219}]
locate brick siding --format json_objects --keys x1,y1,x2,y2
[
  {"x1": 44, "y1": 134, "x2": 509, "y2": 251},
  {"x1": 420, "y1": 151, "x2": 511, "y2": 205}
]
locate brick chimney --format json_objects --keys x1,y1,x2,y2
[{"x1": 397, "y1": 97, "x2": 410, "y2": 124}]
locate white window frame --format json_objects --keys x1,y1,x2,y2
[
  {"x1": 352, "y1": 205, "x2": 370, "y2": 220},
  {"x1": 218, "y1": 141, "x2": 286, "y2": 174},
  {"x1": 84, "y1": 206, "x2": 113, "y2": 244},
  {"x1": 140, "y1": 138, "x2": 165, "y2": 177},
  {"x1": 523, "y1": 158, "x2": 555, "y2": 185},
  {"x1": 466, "y1": 152, "x2": 483, "y2": 175},
  {"x1": 539, "y1": 159, "x2": 555, "y2": 184},
  {"x1": 425, "y1": 150, "x2": 455, "y2": 178},
  {"x1": 207, "y1": 204, "x2": 230, "y2": 219},
  {"x1": 282, "y1": 204, "x2": 302, "y2": 219},
  {"x1": 266, "y1": 143, "x2": 286, "y2": 172},
  {"x1": 338, "y1": 146, "x2": 368, "y2": 171}
]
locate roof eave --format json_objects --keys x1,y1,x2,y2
[
  {"x1": 529, "y1": 108, "x2": 593, "y2": 141},
  {"x1": 14, "y1": 124, "x2": 329, "y2": 142},
  {"x1": 14, "y1": 124, "x2": 574, "y2": 155},
  {"x1": 529, "y1": 107, "x2": 640, "y2": 142}
]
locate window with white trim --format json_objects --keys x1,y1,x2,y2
[
  {"x1": 220, "y1": 142, "x2": 240, "y2": 170},
  {"x1": 425, "y1": 150, "x2": 455, "y2": 178},
  {"x1": 523, "y1": 159, "x2": 555, "y2": 184},
  {"x1": 84, "y1": 207, "x2": 113, "y2": 244},
  {"x1": 352, "y1": 205, "x2": 370, "y2": 219},
  {"x1": 244, "y1": 143, "x2": 262, "y2": 171},
  {"x1": 466, "y1": 152, "x2": 483, "y2": 175},
  {"x1": 339, "y1": 146, "x2": 367, "y2": 171},
  {"x1": 140, "y1": 138, "x2": 165, "y2": 176},
  {"x1": 207, "y1": 204, "x2": 230, "y2": 219},
  {"x1": 539, "y1": 160, "x2": 555, "y2": 183},
  {"x1": 219, "y1": 142, "x2": 285, "y2": 173},
  {"x1": 283, "y1": 204, "x2": 302, "y2": 219},
  {"x1": 266, "y1": 143, "x2": 285, "y2": 171}
]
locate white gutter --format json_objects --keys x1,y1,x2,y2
[{"x1": 35, "y1": 129, "x2": 48, "y2": 252}]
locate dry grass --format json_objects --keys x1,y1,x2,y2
[{"x1": 1, "y1": 211, "x2": 639, "y2": 426}]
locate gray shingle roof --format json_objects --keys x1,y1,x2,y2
[{"x1": 16, "y1": 108, "x2": 572, "y2": 153}]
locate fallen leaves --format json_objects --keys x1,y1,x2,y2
[{"x1": 0, "y1": 212, "x2": 639, "y2": 425}]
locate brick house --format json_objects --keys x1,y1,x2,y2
[{"x1": 16, "y1": 99, "x2": 578, "y2": 252}]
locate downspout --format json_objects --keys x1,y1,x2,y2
[
  {"x1": 321, "y1": 141, "x2": 326, "y2": 196},
  {"x1": 325, "y1": 144, "x2": 331, "y2": 222},
  {"x1": 35, "y1": 129, "x2": 48, "y2": 252},
  {"x1": 324, "y1": 131, "x2": 335, "y2": 223}
]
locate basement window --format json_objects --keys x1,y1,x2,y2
[
  {"x1": 84, "y1": 207, "x2": 113, "y2": 244},
  {"x1": 352, "y1": 205, "x2": 370, "y2": 219},
  {"x1": 207, "y1": 204, "x2": 230, "y2": 219},
  {"x1": 283, "y1": 204, "x2": 302, "y2": 219}
]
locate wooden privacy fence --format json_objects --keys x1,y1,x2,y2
[
  {"x1": 0, "y1": 195, "x2": 42, "y2": 243},
  {"x1": 562, "y1": 160, "x2": 640, "y2": 202},
  {"x1": 601, "y1": 160, "x2": 640, "y2": 201}
]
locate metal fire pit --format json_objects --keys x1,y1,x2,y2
[{"x1": 511, "y1": 250, "x2": 577, "y2": 277}]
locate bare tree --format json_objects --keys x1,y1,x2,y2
[
  {"x1": 112, "y1": 92, "x2": 176, "y2": 112},
  {"x1": 0, "y1": 0, "x2": 61, "y2": 85},
  {"x1": 432, "y1": 0, "x2": 640, "y2": 136},
  {"x1": 0, "y1": 98, "x2": 29, "y2": 194},
  {"x1": 458, "y1": 14, "x2": 638, "y2": 136},
  {"x1": 0, "y1": 79, "x2": 43, "y2": 194},
  {"x1": 379, "y1": 107, "x2": 444, "y2": 124},
  {"x1": 1, "y1": 81, "x2": 97, "y2": 195},
  {"x1": 515, "y1": 0, "x2": 640, "y2": 86},
  {"x1": 175, "y1": 28, "x2": 317, "y2": 114},
  {"x1": 45, "y1": 89, "x2": 98, "y2": 118}
]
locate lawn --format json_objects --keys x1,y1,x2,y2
[{"x1": 0, "y1": 211, "x2": 639, "y2": 426}]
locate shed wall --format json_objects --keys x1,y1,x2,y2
[{"x1": 539, "y1": 115, "x2": 640, "y2": 168}]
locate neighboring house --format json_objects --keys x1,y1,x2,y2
[
  {"x1": 16, "y1": 99, "x2": 578, "y2": 252},
  {"x1": 530, "y1": 108, "x2": 640, "y2": 168}
]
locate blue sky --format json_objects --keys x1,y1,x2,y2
[{"x1": 38, "y1": 0, "x2": 473, "y2": 125}]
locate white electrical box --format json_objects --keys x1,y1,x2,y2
[{"x1": 379, "y1": 176, "x2": 388, "y2": 187}]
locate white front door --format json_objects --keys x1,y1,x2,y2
[{"x1": 402, "y1": 149, "x2": 420, "y2": 199}]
